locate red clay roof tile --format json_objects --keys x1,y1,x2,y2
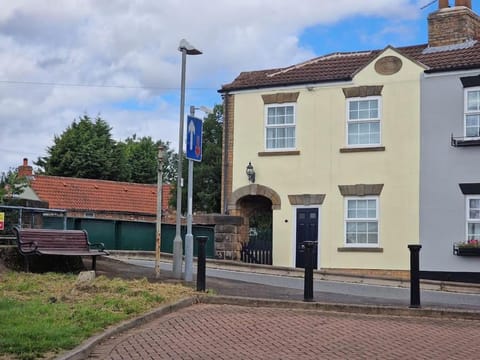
[{"x1": 30, "y1": 175, "x2": 171, "y2": 215}]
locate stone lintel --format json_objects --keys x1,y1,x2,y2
[
  {"x1": 262, "y1": 92, "x2": 299, "y2": 104},
  {"x1": 342, "y1": 85, "x2": 383, "y2": 98},
  {"x1": 338, "y1": 184, "x2": 384, "y2": 196},
  {"x1": 288, "y1": 194, "x2": 326, "y2": 206}
]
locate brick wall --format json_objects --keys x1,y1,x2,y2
[
  {"x1": 428, "y1": 6, "x2": 480, "y2": 47},
  {"x1": 221, "y1": 94, "x2": 235, "y2": 214}
]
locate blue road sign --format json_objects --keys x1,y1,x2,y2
[{"x1": 186, "y1": 115, "x2": 203, "y2": 162}]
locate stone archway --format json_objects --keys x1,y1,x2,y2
[
  {"x1": 228, "y1": 184, "x2": 281, "y2": 214},
  {"x1": 228, "y1": 184, "x2": 281, "y2": 263}
]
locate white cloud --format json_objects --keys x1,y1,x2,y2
[{"x1": 0, "y1": 0, "x2": 423, "y2": 173}]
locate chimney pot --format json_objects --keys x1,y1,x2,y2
[
  {"x1": 439, "y1": 0, "x2": 449, "y2": 9},
  {"x1": 455, "y1": 0, "x2": 471, "y2": 8},
  {"x1": 23, "y1": 158, "x2": 28, "y2": 166}
]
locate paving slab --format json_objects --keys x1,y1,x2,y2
[
  {"x1": 58, "y1": 257, "x2": 480, "y2": 360},
  {"x1": 86, "y1": 302, "x2": 480, "y2": 360}
]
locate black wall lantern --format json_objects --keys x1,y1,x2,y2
[{"x1": 246, "y1": 162, "x2": 255, "y2": 183}]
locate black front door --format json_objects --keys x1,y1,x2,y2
[{"x1": 296, "y1": 208, "x2": 318, "y2": 269}]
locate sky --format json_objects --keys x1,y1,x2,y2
[{"x1": 0, "y1": 0, "x2": 478, "y2": 174}]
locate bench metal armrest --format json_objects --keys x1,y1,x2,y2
[
  {"x1": 19, "y1": 240, "x2": 38, "y2": 254},
  {"x1": 89, "y1": 242, "x2": 106, "y2": 251}
]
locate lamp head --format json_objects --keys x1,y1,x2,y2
[
  {"x1": 198, "y1": 106, "x2": 213, "y2": 115},
  {"x1": 178, "y1": 39, "x2": 202, "y2": 55}
]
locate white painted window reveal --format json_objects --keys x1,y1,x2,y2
[
  {"x1": 347, "y1": 97, "x2": 381, "y2": 146},
  {"x1": 265, "y1": 103, "x2": 296, "y2": 150},
  {"x1": 465, "y1": 88, "x2": 480, "y2": 138},
  {"x1": 345, "y1": 197, "x2": 379, "y2": 246},
  {"x1": 466, "y1": 196, "x2": 480, "y2": 241}
]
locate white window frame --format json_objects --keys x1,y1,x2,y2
[
  {"x1": 264, "y1": 102, "x2": 296, "y2": 151},
  {"x1": 466, "y1": 195, "x2": 480, "y2": 241},
  {"x1": 464, "y1": 87, "x2": 480, "y2": 138},
  {"x1": 344, "y1": 196, "x2": 379, "y2": 247},
  {"x1": 346, "y1": 96, "x2": 382, "y2": 147}
]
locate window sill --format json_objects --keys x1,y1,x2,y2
[
  {"x1": 339, "y1": 146, "x2": 385, "y2": 153},
  {"x1": 258, "y1": 150, "x2": 300, "y2": 157},
  {"x1": 337, "y1": 247, "x2": 383, "y2": 253},
  {"x1": 453, "y1": 245, "x2": 480, "y2": 256},
  {"x1": 451, "y1": 135, "x2": 480, "y2": 147}
]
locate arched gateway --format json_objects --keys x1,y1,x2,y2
[{"x1": 228, "y1": 184, "x2": 281, "y2": 264}]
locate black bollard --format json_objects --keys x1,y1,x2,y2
[
  {"x1": 408, "y1": 244, "x2": 422, "y2": 308},
  {"x1": 303, "y1": 241, "x2": 316, "y2": 302},
  {"x1": 196, "y1": 236, "x2": 208, "y2": 292}
]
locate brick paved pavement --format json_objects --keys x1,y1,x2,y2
[{"x1": 88, "y1": 303, "x2": 480, "y2": 360}]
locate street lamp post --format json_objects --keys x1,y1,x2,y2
[
  {"x1": 155, "y1": 145, "x2": 165, "y2": 279},
  {"x1": 173, "y1": 39, "x2": 202, "y2": 279}
]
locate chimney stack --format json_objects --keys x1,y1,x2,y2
[
  {"x1": 428, "y1": 0, "x2": 480, "y2": 47},
  {"x1": 18, "y1": 158, "x2": 33, "y2": 178}
]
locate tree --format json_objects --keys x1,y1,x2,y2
[
  {"x1": 171, "y1": 104, "x2": 223, "y2": 213},
  {"x1": 35, "y1": 115, "x2": 178, "y2": 184},
  {"x1": 157, "y1": 140, "x2": 178, "y2": 184},
  {"x1": 119, "y1": 135, "x2": 177, "y2": 184},
  {"x1": 37, "y1": 115, "x2": 127, "y2": 181},
  {"x1": 0, "y1": 169, "x2": 28, "y2": 203}
]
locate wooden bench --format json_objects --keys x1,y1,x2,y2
[{"x1": 13, "y1": 226, "x2": 109, "y2": 272}]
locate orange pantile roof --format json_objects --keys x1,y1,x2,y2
[{"x1": 30, "y1": 175, "x2": 171, "y2": 215}]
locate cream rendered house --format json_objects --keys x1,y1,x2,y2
[
  {"x1": 220, "y1": 1, "x2": 480, "y2": 277},
  {"x1": 220, "y1": 46, "x2": 425, "y2": 276}
]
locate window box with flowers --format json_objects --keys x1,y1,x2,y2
[{"x1": 453, "y1": 239, "x2": 480, "y2": 256}]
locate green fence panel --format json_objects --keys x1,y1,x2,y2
[
  {"x1": 76, "y1": 218, "x2": 116, "y2": 249},
  {"x1": 160, "y1": 224, "x2": 176, "y2": 254},
  {"x1": 42, "y1": 216, "x2": 62, "y2": 229},
  {"x1": 40, "y1": 215, "x2": 215, "y2": 258},
  {"x1": 161, "y1": 225, "x2": 215, "y2": 258},
  {"x1": 117, "y1": 221, "x2": 156, "y2": 251},
  {"x1": 42, "y1": 216, "x2": 75, "y2": 230},
  {"x1": 114, "y1": 222, "x2": 214, "y2": 257}
]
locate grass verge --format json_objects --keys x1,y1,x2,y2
[{"x1": 0, "y1": 271, "x2": 194, "y2": 360}]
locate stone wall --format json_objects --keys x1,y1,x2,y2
[{"x1": 194, "y1": 214, "x2": 244, "y2": 260}]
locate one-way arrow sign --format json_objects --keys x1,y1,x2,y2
[{"x1": 186, "y1": 115, "x2": 203, "y2": 162}]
